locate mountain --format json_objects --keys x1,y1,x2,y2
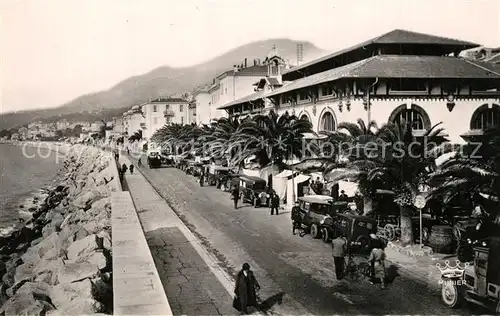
[{"x1": 0, "y1": 39, "x2": 325, "y2": 130}]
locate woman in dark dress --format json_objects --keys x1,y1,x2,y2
[{"x1": 234, "y1": 263, "x2": 260, "y2": 314}]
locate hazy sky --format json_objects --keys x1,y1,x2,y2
[{"x1": 1, "y1": 0, "x2": 499, "y2": 114}]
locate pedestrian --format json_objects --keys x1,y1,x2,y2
[
  {"x1": 121, "y1": 164, "x2": 128, "y2": 175},
  {"x1": 331, "y1": 182, "x2": 339, "y2": 200},
  {"x1": 232, "y1": 186, "x2": 240, "y2": 209},
  {"x1": 331, "y1": 232, "x2": 348, "y2": 280},
  {"x1": 270, "y1": 192, "x2": 279, "y2": 215},
  {"x1": 233, "y1": 263, "x2": 261, "y2": 314},
  {"x1": 291, "y1": 201, "x2": 302, "y2": 235},
  {"x1": 368, "y1": 234, "x2": 387, "y2": 288},
  {"x1": 129, "y1": 164, "x2": 134, "y2": 174},
  {"x1": 138, "y1": 157, "x2": 142, "y2": 167},
  {"x1": 127, "y1": 148, "x2": 130, "y2": 155},
  {"x1": 316, "y1": 177, "x2": 324, "y2": 193},
  {"x1": 339, "y1": 190, "x2": 348, "y2": 201},
  {"x1": 199, "y1": 172, "x2": 205, "y2": 187}
]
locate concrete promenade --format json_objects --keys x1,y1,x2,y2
[
  {"x1": 120, "y1": 155, "x2": 239, "y2": 315},
  {"x1": 112, "y1": 191, "x2": 173, "y2": 315}
]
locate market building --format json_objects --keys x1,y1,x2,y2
[{"x1": 221, "y1": 29, "x2": 500, "y2": 144}]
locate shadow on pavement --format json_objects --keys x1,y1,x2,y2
[
  {"x1": 257, "y1": 291, "x2": 284, "y2": 313},
  {"x1": 386, "y1": 264, "x2": 400, "y2": 284}
]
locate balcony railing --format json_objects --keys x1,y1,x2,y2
[{"x1": 164, "y1": 110, "x2": 175, "y2": 117}]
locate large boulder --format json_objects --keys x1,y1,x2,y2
[
  {"x1": 41, "y1": 213, "x2": 65, "y2": 237},
  {"x1": 0, "y1": 282, "x2": 54, "y2": 316},
  {"x1": 60, "y1": 209, "x2": 91, "y2": 229},
  {"x1": 71, "y1": 251, "x2": 107, "y2": 270},
  {"x1": 32, "y1": 258, "x2": 65, "y2": 285},
  {"x1": 56, "y1": 225, "x2": 90, "y2": 251},
  {"x1": 49, "y1": 279, "x2": 101, "y2": 310},
  {"x1": 72, "y1": 190, "x2": 103, "y2": 210},
  {"x1": 67, "y1": 234, "x2": 100, "y2": 260},
  {"x1": 56, "y1": 262, "x2": 100, "y2": 284},
  {"x1": 14, "y1": 262, "x2": 35, "y2": 284}
]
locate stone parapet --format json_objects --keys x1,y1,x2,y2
[{"x1": 111, "y1": 191, "x2": 172, "y2": 315}]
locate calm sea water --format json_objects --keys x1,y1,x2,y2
[{"x1": 0, "y1": 144, "x2": 61, "y2": 236}]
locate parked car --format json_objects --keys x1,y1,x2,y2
[
  {"x1": 147, "y1": 152, "x2": 162, "y2": 168},
  {"x1": 440, "y1": 237, "x2": 500, "y2": 313},
  {"x1": 321, "y1": 213, "x2": 377, "y2": 253},
  {"x1": 207, "y1": 166, "x2": 231, "y2": 187},
  {"x1": 297, "y1": 195, "x2": 336, "y2": 239},
  {"x1": 239, "y1": 175, "x2": 270, "y2": 207}
]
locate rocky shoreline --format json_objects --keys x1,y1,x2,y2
[{"x1": 0, "y1": 145, "x2": 119, "y2": 315}]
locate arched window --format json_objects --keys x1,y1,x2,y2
[
  {"x1": 300, "y1": 114, "x2": 310, "y2": 122},
  {"x1": 470, "y1": 104, "x2": 500, "y2": 130},
  {"x1": 389, "y1": 104, "x2": 431, "y2": 130},
  {"x1": 320, "y1": 112, "x2": 335, "y2": 131}
]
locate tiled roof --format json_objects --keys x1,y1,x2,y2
[
  {"x1": 283, "y1": 29, "x2": 480, "y2": 75},
  {"x1": 217, "y1": 90, "x2": 266, "y2": 110},
  {"x1": 266, "y1": 55, "x2": 500, "y2": 97},
  {"x1": 217, "y1": 65, "x2": 268, "y2": 79},
  {"x1": 151, "y1": 98, "x2": 188, "y2": 103}
]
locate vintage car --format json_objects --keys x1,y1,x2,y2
[
  {"x1": 147, "y1": 152, "x2": 162, "y2": 168},
  {"x1": 185, "y1": 161, "x2": 203, "y2": 176},
  {"x1": 440, "y1": 237, "x2": 500, "y2": 313},
  {"x1": 220, "y1": 174, "x2": 240, "y2": 192},
  {"x1": 207, "y1": 166, "x2": 231, "y2": 187},
  {"x1": 297, "y1": 195, "x2": 337, "y2": 238},
  {"x1": 320, "y1": 213, "x2": 377, "y2": 253},
  {"x1": 239, "y1": 175, "x2": 270, "y2": 207}
]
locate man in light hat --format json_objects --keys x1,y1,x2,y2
[{"x1": 368, "y1": 234, "x2": 387, "y2": 288}]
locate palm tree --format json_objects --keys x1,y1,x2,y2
[
  {"x1": 429, "y1": 127, "x2": 500, "y2": 224},
  {"x1": 230, "y1": 111, "x2": 313, "y2": 171},
  {"x1": 328, "y1": 120, "x2": 449, "y2": 245}
]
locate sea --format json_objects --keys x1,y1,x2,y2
[{"x1": 0, "y1": 144, "x2": 62, "y2": 236}]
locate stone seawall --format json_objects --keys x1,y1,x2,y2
[{"x1": 0, "y1": 145, "x2": 118, "y2": 315}]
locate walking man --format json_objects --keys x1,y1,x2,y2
[
  {"x1": 291, "y1": 201, "x2": 302, "y2": 235},
  {"x1": 339, "y1": 190, "x2": 348, "y2": 201},
  {"x1": 231, "y1": 186, "x2": 240, "y2": 209},
  {"x1": 332, "y1": 233, "x2": 348, "y2": 280},
  {"x1": 233, "y1": 263, "x2": 261, "y2": 314},
  {"x1": 129, "y1": 164, "x2": 134, "y2": 174},
  {"x1": 270, "y1": 192, "x2": 280, "y2": 215}
]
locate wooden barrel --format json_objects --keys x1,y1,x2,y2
[{"x1": 428, "y1": 225, "x2": 455, "y2": 254}]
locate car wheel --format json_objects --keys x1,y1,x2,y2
[
  {"x1": 357, "y1": 235, "x2": 370, "y2": 252},
  {"x1": 311, "y1": 224, "x2": 320, "y2": 239},
  {"x1": 321, "y1": 228, "x2": 331, "y2": 243},
  {"x1": 441, "y1": 280, "x2": 463, "y2": 308},
  {"x1": 456, "y1": 243, "x2": 473, "y2": 263}
]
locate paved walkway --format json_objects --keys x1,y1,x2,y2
[{"x1": 120, "y1": 156, "x2": 236, "y2": 315}]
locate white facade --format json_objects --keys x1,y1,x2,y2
[
  {"x1": 142, "y1": 98, "x2": 189, "y2": 140},
  {"x1": 194, "y1": 90, "x2": 212, "y2": 125}
]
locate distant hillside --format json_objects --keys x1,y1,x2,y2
[{"x1": 1, "y1": 39, "x2": 325, "y2": 130}]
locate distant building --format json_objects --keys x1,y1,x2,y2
[
  {"x1": 142, "y1": 98, "x2": 190, "y2": 141},
  {"x1": 90, "y1": 121, "x2": 105, "y2": 132},
  {"x1": 122, "y1": 105, "x2": 145, "y2": 138},
  {"x1": 188, "y1": 101, "x2": 196, "y2": 125},
  {"x1": 112, "y1": 117, "x2": 124, "y2": 134},
  {"x1": 206, "y1": 60, "x2": 268, "y2": 122},
  {"x1": 193, "y1": 87, "x2": 211, "y2": 125}
]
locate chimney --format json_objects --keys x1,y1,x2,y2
[
  {"x1": 253, "y1": 59, "x2": 257, "y2": 66},
  {"x1": 257, "y1": 58, "x2": 261, "y2": 65},
  {"x1": 244, "y1": 58, "x2": 247, "y2": 68}
]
